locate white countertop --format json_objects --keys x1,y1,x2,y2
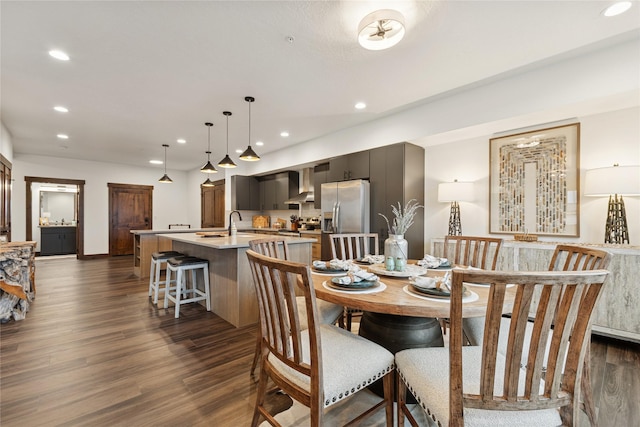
[{"x1": 157, "y1": 232, "x2": 316, "y2": 249}]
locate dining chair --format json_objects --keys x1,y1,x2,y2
[
  {"x1": 248, "y1": 237, "x2": 343, "y2": 375},
  {"x1": 463, "y1": 244, "x2": 612, "y2": 426},
  {"x1": 443, "y1": 235, "x2": 504, "y2": 270},
  {"x1": 329, "y1": 233, "x2": 379, "y2": 331},
  {"x1": 246, "y1": 249, "x2": 394, "y2": 426},
  {"x1": 441, "y1": 236, "x2": 504, "y2": 339},
  {"x1": 396, "y1": 268, "x2": 609, "y2": 427}
]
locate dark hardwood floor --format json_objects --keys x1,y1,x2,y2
[{"x1": 1, "y1": 256, "x2": 638, "y2": 426}]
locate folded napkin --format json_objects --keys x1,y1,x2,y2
[
  {"x1": 417, "y1": 254, "x2": 451, "y2": 269},
  {"x1": 312, "y1": 259, "x2": 351, "y2": 271},
  {"x1": 409, "y1": 276, "x2": 438, "y2": 289},
  {"x1": 334, "y1": 270, "x2": 379, "y2": 285},
  {"x1": 361, "y1": 254, "x2": 385, "y2": 264}
]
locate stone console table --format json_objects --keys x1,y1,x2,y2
[{"x1": 431, "y1": 238, "x2": 640, "y2": 343}]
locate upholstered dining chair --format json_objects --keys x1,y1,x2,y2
[
  {"x1": 246, "y1": 249, "x2": 394, "y2": 426},
  {"x1": 248, "y1": 237, "x2": 343, "y2": 375},
  {"x1": 463, "y1": 244, "x2": 612, "y2": 426},
  {"x1": 441, "y1": 235, "x2": 504, "y2": 338},
  {"x1": 329, "y1": 233, "x2": 379, "y2": 331},
  {"x1": 396, "y1": 268, "x2": 609, "y2": 427}
]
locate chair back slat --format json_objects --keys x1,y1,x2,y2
[
  {"x1": 443, "y1": 236, "x2": 503, "y2": 269},
  {"x1": 329, "y1": 233, "x2": 379, "y2": 260},
  {"x1": 247, "y1": 249, "x2": 319, "y2": 380},
  {"x1": 449, "y1": 269, "x2": 609, "y2": 421},
  {"x1": 249, "y1": 237, "x2": 290, "y2": 260},
  {"x1": 549, "y1": 244, "x2": 611, "y2": 272}
]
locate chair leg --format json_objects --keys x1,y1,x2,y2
[
  {"x1": 382, "y1": 371, "x2": 394, "y2": 427},
  {"x1": 581, "y1": 345, "x2": 598, "y2": 427},
  {"x1": 163, "y1": 266, "x2": 172, "y2": 309},
  {"x1": 148, "y1": 259, "x2": 155, "y2": 298},
  {"x1": 250, "y1": 334, "x2": 261, "y2": 376},
  {"x1": 174, "y1": 269, "x2": 183, "y2": 318},
  {"x1": 397, "y1": 371, "x2": 406, "y2": 427},
  {"x1": 251, "y1": 364, "x2": 270, "y2": 427},
  {"x1": 203, "y1": 264, "x2": 211, "y2": 311}
]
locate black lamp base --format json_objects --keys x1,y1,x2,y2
[
  {"x1": 448, "y1": 202, "x2": 462, "y2": 236},
  {"x1": 604, "y1": 194, "x2": 629, "y2": 244}
]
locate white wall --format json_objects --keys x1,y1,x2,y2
[
  {"x1": 12, "y1": 154, "x2": 190, "y2": 255},
  {"x1": 424, "y1": 106, "x2": 640, "y2": 246},
  {"x1": 0, "y1": 122, "x2": 14, "y2": 163}
]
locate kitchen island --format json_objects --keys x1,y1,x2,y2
[{"x1": 158, "y1": 232, "x2": 315, "y2": 327}]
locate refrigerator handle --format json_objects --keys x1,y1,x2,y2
[
  {"x1": 335, "y1": 201, "x2": 341, "y2": 233},
  {"x1": 331, "y1": 202, "x2": 338, "y2": 233}
]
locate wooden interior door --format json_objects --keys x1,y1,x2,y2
[
  {"x1": 109, "y1": 183, "x2": 152, "y2": 256},
  {"x1": 201, "y1": 179, "x2": 225, "y2": 228}
]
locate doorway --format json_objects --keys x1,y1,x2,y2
[
  {"x1": 25, "y1": 176, "x2": 85, "y2": 258},
  {"x1": 108, "y1": 183, "x2": 153, "y2": 256},
  {"x1": 201, "y1": 179, "x2": 225, "y2": 228}
]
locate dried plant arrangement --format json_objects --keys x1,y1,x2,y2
[{"x1": 379, "y1": 199, "x2": 423, "y2": 235}]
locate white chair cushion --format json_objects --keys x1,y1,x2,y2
[
  {"x1": 268, "y1": 324, "x2": 394, "y2": 408},
  {"x1": 295, "y1": 297, "x2": 343, "y2": 330},
  {"x1": 396, "y1": 346, "x2": 562, "y2": 426}
]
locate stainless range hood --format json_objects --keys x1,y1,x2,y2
[{"x1": 285, "y1": 168, "x2": 315, "y2": 204}]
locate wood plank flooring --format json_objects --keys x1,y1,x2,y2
[{"x1": 1, "y1": 255, "x2": 638, "y2": 426}]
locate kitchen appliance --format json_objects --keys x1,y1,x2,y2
[{"x1": 321, "y1": 179, "x2": 370, "y2": 260}]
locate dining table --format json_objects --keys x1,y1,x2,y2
[{"x1": 311, "y1": 261, "x2": 517, "y2": 400}]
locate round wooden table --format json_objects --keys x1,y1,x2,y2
[{"x1": 312, "y1": 264, "x2": 517, "y2": 400}]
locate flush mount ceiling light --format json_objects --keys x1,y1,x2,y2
[
  {"x1": 218, "y1": 111, "x2": 237, "y2": 168},
  {"x1": 48, "y1": 49, "x2": 70, "y2": 61},
  {"x1": 358, "y1": 9, "x2": 405, "y2": 51},
  {"x1": 603, "y1": 1, "x2": 632, "y2": 17},
  {"x1": 239, "y1": 96, "x2": 260, "y2": 161},
  {"x1": 200, "y1": 122, "x2": 218, "y2": 173},
  {"x1": 158, "y1": 144, "x2": 173, "y2": 183},
  {"x1": 54, "y1": 106, "x2": 68, "y2": 113}
]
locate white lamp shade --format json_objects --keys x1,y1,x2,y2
[
  {"x1": 584, "y1": 165, "x2": 640, "y2": 196},
  {"x1": 438, "y1": 181, "x2": 475, "y2": 202}
]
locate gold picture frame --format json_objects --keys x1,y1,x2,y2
[{"x1": 489, "y1": 123, "x2": 580, "y2": 237}]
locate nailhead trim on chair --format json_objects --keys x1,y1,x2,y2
[
  {"x1": 323, "y1": 365, "x2": 393, "y2": 407},
  {"x1": 398, "y1": 369, "x2": 441, "y2": 426}
]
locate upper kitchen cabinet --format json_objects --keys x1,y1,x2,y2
[
  {"x1": 313, "y1": 163, "x2": 330, "y2": 209},
  {"x1": 259, "y1": 171, "x2": 299, "y2": 210},
  {"x1": 328, "y1": 150, "x2": 370, "y2": 182},
  {"x1": 231, "y1": 175, "x2": 260, "y2": 210},
  {"x1": 369, "y1": 142, "x2": 425, "y2": 259}
]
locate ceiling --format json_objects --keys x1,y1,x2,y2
[{"x1": 2, "y1": 1, "x2": 639, "y2": 171}]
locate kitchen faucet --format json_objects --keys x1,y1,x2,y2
[{"x1": 229, "y1": 210, "x2": 242, "y2": 234}]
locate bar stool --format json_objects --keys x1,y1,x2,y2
[
  {"x1": 164, "y1": 256, "x2": 211, "y2": 318},
  {"x1": 148, "y1": 250, "x2": 183, "y2": 304}
]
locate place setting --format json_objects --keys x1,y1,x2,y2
[
  {"x1": 403, "y1": 272, "x2": 479, "y2": 303},
  {"x1": 322, "y1": 269, "x2": 387, "y2": 294},
  {"x1": 311, "y1": 259, "x2": 353, "y2": 276}
]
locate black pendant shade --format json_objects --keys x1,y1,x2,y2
[
  {"x1": 158, "y1": 144, "x2": 173, "y2": 183},
  {"x1": 201, "y1": 122, "x2": 218, "y2": 173},
  {"x1": 201, "y1": 177, "x2": 215, "y2": 187},
  {"x1": 218, "y1": 111, "x2": 237, "y2": 168},
  {"x1": 239, "y1": 96, "x2": 260, "y2": 162}
]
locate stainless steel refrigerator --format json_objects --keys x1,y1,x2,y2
[{"x1": 320, "y1": 179, "x2": 370, "y2": 260}]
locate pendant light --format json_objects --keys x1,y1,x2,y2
[
  {"x1": 158, "y1": 144, "x2": 173, "y2": 183},
  {"x1": 239, "y1": 96, "x2": 260, "y2": 161},
  {"x1": 200, "y1": 122, "x2": 218, "y2": 174},
  {"x1": 218, "y1": 111, "x2": 237, "y2": 168},
  {"x1": 201, "y1": 177, "x2": 215, "y2": 187}
]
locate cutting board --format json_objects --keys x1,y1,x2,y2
[{"x1": 252, "y1": 215, "x2": 270, "y2": 228}]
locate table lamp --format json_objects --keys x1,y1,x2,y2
[
  {"x1": 584, "y1": 164, "x2": 640, "y2": 244},
  {"x1": 438, "y1": 180, "x2": 475, "y2": 236}
]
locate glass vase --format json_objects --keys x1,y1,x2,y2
[{"x1": 384, "y1": 234, "x2": 408, "y2": 266}]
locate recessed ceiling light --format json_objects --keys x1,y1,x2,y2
[
  {"x1": 280, "y1": 131, "x2": 289, "y2": 137},
  {"x1": 256, "y1": 141, "x2": 264, "y2": 146},
  {"x1": 176, "y1": 138, "x2": 186, "y2": 144},
  {"x1": 149, "y1": 160, "x2": 163, "y2": 165},
  {"x1": 54, "y1": 106, "x2": 68, "y2": 113},
  {"x1": 355, "y1": 102, "x2": 367, "y2": 110},
  {"x1": 56, "y1": 134, "x2": 69, "y2": 139},
  {"x1": 235, "y1": 148, "x2": 243, "y2": 154},
  {"x1": 48, "y1": 50, "x2": 70, "y2": 61},
  {"x1": 603, "y1": 1, "x2": 632, "y2": 16}
]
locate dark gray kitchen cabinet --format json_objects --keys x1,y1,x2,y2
[
  {"x1": 40, "y1": 226, "x2": 77, "y2": 255},
  {"x1": 259, "y1": 171, "x2": 298, "y2": 210},
  {"x1": 231, "y1": 175, "x2": 260, "y2": 210},
  {"x1": 328, "y1": 150, "x2": 370, "y2": 182},
  {"x1": 369, "y1": 142, "x2": 425, "y2": 259},
  {"x1": 313, "y1": 163, "x2": 330, "y2": 209}
]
